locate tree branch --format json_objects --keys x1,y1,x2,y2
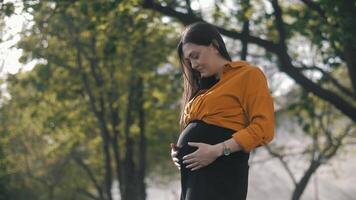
[
  {"x1": 270, "y1": 0, "x2": 356, "y2": 121},
  {"x1": 299, "y1": 1, "x2": 356, "y2": 94},
  {"x1": 72, "y1": 154, "x2": 105, "y2": 200},
  {"x1": 343, "y1": 44, "x2": 356, "y2": 95},
  {"x1": 142, "y1": 0, "x2": 279, "y2": 52},
  {"x1": 76, "y1": 188, "x2": 101, "y2": 200},
  {"x1": 271, "y1": 0, "x2": 287, "y2": 50},
  {"x1": 240, "y1": 0, "x2": 251, "y2": 60},
  {"x1": 299, "y1": 0, "x2": 327, "y2": 21},
  {"x1": 298, "y1": 64, "x2": 355, "y2": 99},
  {"x1": 142, "y1": 0, "x2": 356, "y2": 121},
  {"x1": 321, "y1": 123, "x2": 354, "y2": 160},
  {"x1": 185, "y1": 0, "x2": 193, "y2": 15},
  {"x1": 265, "y1": 145, "x2": 297, "y2": 185}
]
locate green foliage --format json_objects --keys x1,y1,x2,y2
[
  {"x1": 1, "y1": 66, "x2": 100, "y2": 199},
  {"x1": 283, "y1": 0, "x2": 356, "y2": 74},
  {"x1": 3, "y1": 0, "x2": 354, "y2": 198},
  {"x1": 0, "y1": 143, "x2": 9, "y2": 200},
  {"x1": 1, "y1": 0, "x2": 181, "y2": 198},
  {"x1": 0, "y1": 2, "x2": 14, "y2": 17}
]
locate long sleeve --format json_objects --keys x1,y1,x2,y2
[{"x1": 232, "y1": 68, "x2": 275, "y2": 152}]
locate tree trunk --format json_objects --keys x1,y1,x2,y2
[
  {"x1": 137, "y1": 77, "x2": 147, "y2": 200},
  {"x1": 241, "y1": 20, "x2": 249, "y2": 60},
  {"x1": 66, "y1": 13, "x2": 114, "y2": 200},
  {"x1": 121, "y1": 73, "x2": 138, "y2": 200},
  {"x1": 240, "y1": 0, "x2": 250, "y2": 60},
  {"x1": 343, "y1": 43, "x2": 356, "y2": 96},
  {"x1": 292, "y1": 160, "x2": 321, "y2": 200},
  {"x1": 74, "y1": 45, "x2": 113, "y2": 200}
]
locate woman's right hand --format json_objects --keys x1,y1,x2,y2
[{"x1": 170, "y1": 143, "x2": 180, "y2": 170}]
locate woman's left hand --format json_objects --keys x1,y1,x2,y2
[{"x1": 182, "y1": 142, "x2": 221, "y2": 171}]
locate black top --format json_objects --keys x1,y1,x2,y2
[{"x1": 199, "y1": 74, "x2": 219, "y2": 90}]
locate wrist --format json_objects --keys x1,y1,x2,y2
[{"x1": 213, "y1": 143, "x2": 224, "y2": 157}]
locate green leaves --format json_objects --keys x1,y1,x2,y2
[
  {"x1": 1, "y1": 0, "x2": 182, "y2": 198},
  {"x1": 0, "y1": 2, "x2": 14, "y2": 17}
]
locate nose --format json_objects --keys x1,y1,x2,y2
[{"x1": 191, "y1": 60, "x2": 199, "y2": 70}]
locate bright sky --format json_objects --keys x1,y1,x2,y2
[{"x1": 0, "y1": 0, "x2": 36, "y2": 76}]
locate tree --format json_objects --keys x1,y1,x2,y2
[
  {"x1": 0, "y1": 2, "x2": 15, "y2": 199},
  {"x1": 142, "y1": 0, "x2": 356, "y2": 121},
  {"x1": 141, "y1": 1, "x2": 355, "y2": 199},
  {"x1": 0, "y1": 65, "x2": 100, "y2": 200},
  {"x1": 267, "y1": 87, "x2": 354, "y2": 199},
  {"x1": 1, "y1": 0, "x2": 181, "y2": 199}
]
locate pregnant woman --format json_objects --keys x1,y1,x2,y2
[{"x1": 171, "y1": 22, "x2": 275, "y2": 200}]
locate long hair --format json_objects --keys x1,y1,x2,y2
[{"x1": 177, "y1": 22, "x2": 232, "y2": 131}]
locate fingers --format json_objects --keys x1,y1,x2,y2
[
  {"x1": 182, "y1": 157, "x2": 196, "y2": 165},
  {"x1": 171, "y1": 143, "x2": 179, "y2": 153},
  {"x1": 188, "y1": 142, "x2": 201, "y2": 147},
  {"x1": 171, "y1": 149, "x2": 178, "y2": 157},
  {"x1": 183, "y1": 155, "x2": 203, "y2": 171},
  {"x1": 173, "y1": 161, "x2": 181, "y2": 169},
  {"x1": 184, "y1": 157, "x2": 203, "y2": 171},
  {"x1": 170, "y1": 143, "x2": 178, "y2": 150},
  {"x1": 172, "y1": 156, "x2": 180, "y2": 170},
  {"x1": 170, "y1": 143, "x2": 180, "y2": 170},
  {"x1": 170, "y1": 143, "x2": 178, "y2": 157},
  {"x1": 186, "y1": 161, "x2": 200, "y2": 169},
  {"x1": 172, "y1": 159, "x2": 179, "y2": 170},
  {"x1": 182, "y1": 151, "x2": 196, "y2": 160},
  {"x1": 170, "y1": 142, "x2": 207, "y2": 171},
  {"x1": 173, "y1": 157, "x2": 180, "y2": 163}
]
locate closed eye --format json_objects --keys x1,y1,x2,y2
[{"x1": 190, "y1": 53, "x2": 199, "y2": 60}]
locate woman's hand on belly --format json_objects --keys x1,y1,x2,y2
[
  {"x1": 170, "y1": 143, "x2": 180, "y2": 170},
  {"x1": 182, "y1": 142, "x2": 222, "y2": 171}
]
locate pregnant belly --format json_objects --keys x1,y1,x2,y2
[
  {"x1": 177, "y1": 120, "x2": 234, "y2": 148},
  {"x1": 176, "y1": 120, "x2": 247, "y2": 167}
]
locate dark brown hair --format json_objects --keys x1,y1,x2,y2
[{"x1": 177, "y1": 22, "x2": 232, "y2": 131}]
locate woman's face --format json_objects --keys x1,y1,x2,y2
[{"x1": 182, "y1": 42, "x2": 220, "y2": 78}]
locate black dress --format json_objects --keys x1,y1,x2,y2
[{"x1": 176, "y1": 76, "x2": 250, "y2": 200}]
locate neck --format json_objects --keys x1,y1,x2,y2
[{"x1": 214, "y1": 58, "x2": 231, "y2": 79}]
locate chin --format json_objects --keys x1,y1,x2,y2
[
  {"x1": 202, "y1": 73, "x2": 215, "y2": 78},
  {"x1": 200, "y1": 71, "x2": 210, "y2": 76}
]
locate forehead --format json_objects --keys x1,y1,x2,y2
[{"x1": 182, "y1": 43, "x2": 205, "y2": 58}]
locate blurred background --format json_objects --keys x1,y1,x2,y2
[{"x1": 0, "y1": 0, "x2": 355, "y2": 200}]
